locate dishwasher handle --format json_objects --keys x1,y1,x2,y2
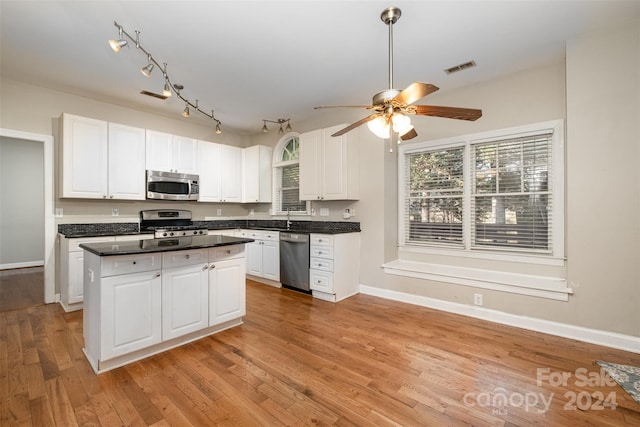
[{"x1": 280, "y1": 234, "x2": 309, "y2": 243}]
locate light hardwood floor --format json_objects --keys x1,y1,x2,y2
[{"x1": 1, "y1": 279, "x2": 639, "y2": 426}]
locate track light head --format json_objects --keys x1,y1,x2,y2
[
  {"x1": 262, "y1": 121, "x2": 268, "y2": 133},
  {"x1": 141, "y1": 55, "x2": 154, "y2": 77},
  {"x1": 182, "y1": 102, "x2": 190, "y2": 118},
  {"x1": 108, "y1": 26, "x2": 127, "y2": 52},
  {"x1": 285, "y1": 121, "x2": 292, "y2": 132},
  {"x1": 215, "y1": 123, "x2": 222, "y2": 134}
]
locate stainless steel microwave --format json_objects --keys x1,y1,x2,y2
[{"x1": 146, "y1": 170, "x2": 199, "y2": 201}]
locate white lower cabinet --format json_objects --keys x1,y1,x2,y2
[
  {"x1": 161, "y1": 249, "x2": 210, "y2": 340},
  {"x1": 209, "y1": 246, "x2": 246, "y2": 325},
  {"x1": 236, "y1": 230, "x2": 280, "y2": 283},
  {"x1": 59, "y1": 234, "x2": 153, "y2": 312},
  {"x1": 101, "y1": 269, "x2": 162, "y2": 360},
  {"x1": 83, "y1": 244, "x2": 247, "y2": 373},
  {"x1": 309, "y1": 233, "x2": 360, "y2": 302}
]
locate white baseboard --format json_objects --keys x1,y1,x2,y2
[
  {"x1": 0, "y1": 261, "x2": 44, "y2": 270},
  {"x1": 359, "y1": 284, "x2": 640, "y2": 354}
]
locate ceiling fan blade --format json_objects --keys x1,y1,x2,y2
[
  {"x1": 400, "y1": 128, "x2": 418, "y2": 141},
  {"x1": 393, "y1": 82, "x2": 439, "y2": 106},
  {"x1": 412, "y1": 105, "x2": 482, "y2": 121},
  {"x1": 330, "y1": 114, "x2": 380, "y2": 137}
]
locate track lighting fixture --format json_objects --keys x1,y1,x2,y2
[
  {"x1": 108, "y1": 26, "x2": 127, "y2": 52},
  {"x1": 141, "y1": 54, "x2": 154, "y2": 77},
  {"x1": 261, "y1": 118, "x2": 292, "y2": 134},
  {"x1": 107, "y1": 21, "x2": 222, "y2": 133}
]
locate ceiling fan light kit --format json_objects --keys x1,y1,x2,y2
[
  {"x1": 315, "y1": 6, "x2": 482, "y2": 143},
  {"x1": 107, "y1": 21, "x2": 222, "y2": 133}
]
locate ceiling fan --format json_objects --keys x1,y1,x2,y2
[{"x1": 315, "y1": 6, "x2": 482, "y2": 141}]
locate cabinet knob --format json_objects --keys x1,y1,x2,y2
[
  {"x1": 132, "y1": 261, "x2": 137, "y2": 265},
  {"x1": 109, "y1": 195, "x2": 114, "y2": 199},
  {"x1": 153, "y1": 272, "x2": 161, "y2": 278},
  {"x1": 202, "y1": 264, "x2": 208, "y2": 271},
  {"x1": 209, "y1": 264, "x2": 216, "y2": 270},
  {"x1": 103, "y1": 195, "x2": 107, "y2": 199},
  {"x1": 185, "y1": 254, "x2": 190, "y2": 259}
]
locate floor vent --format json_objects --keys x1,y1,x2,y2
[{"x1": 444, "y1": 60, "x2": 477, "y2": 75}]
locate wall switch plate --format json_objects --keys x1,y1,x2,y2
[
  {"x1": 112, "y1": 208, "x2": 119, "y2": 216},
  {"x1": 55, "y1": 208, "x2": 63, "y2": 217},
  {"x1": 474, "y1": 293, "x2": 483, "y2": 306},
  {"x1": 320, "y1": 208, "x2": 329, "y2": 217}
]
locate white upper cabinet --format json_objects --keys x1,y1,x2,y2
[
  {"x1": 61, "y1": 114, "x2": 108, "y2": 199},
  {"x1": 146, "y1": 130, "x2": 198, "y2": 174},
  {"x1": 198, "y1": 141, "x2": 242, "y2": 203},
  {"x1": 242, "y1": 145, "x2": 272, "y2": 203},
  {"x1": 108, "y1": 123, "x2": 146, "y2": 200},
  {"x1": 299, "y1": 124, "x2": 359, "y2": 201},
  {"x1": 60, "y1": 114, "x2": 145, "y2": 200}
]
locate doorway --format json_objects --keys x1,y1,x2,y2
[{"x1": 0, "y1": 128, "x2": 55, "y2": 309}]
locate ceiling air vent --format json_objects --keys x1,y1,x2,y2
[
  {"x1": 140, "y1": 90, "x2": 168, "y2": 100},
  {"x1": 444, "y1": 60, "x2": 477, "y2": 75}
]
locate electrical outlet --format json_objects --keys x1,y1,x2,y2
[
  {"x1": 112, "y1": 208, "x2": 119, "y2": 216},
  {"x1": 216, "y1": 209, "x2": 222, "y2": 216},
  {"x1": 474, "y1": 293, "x2": 483, "y2": 306},
  {"x1": 55, "y1": 208, "x2": 63, "y2": 217},
  {"x1": 249, "y1": 209, "x2": 254, "y2": 216}
]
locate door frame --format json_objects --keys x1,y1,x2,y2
[{"x1": 1, "y1": 128, "x2": 55, "y2": 303}]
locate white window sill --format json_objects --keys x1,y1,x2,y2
[
  {"x1": 382, "y1": 259, "x2": 572, "y2": 301},
  {"x1": 400, "y1": 245, "x2": 566, "y2": 267}
]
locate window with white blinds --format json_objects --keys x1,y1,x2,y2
[
  {"x1": 400, "y1": 120, "x2": 564, "y2": 259},
  {"x1": 472, "y1": 133, "x2": 552, "y2": 252},
  {"x1": 405, "y1": 148, "x2": 465, "y2": 247},
  {"x1": 272, "y1": 135, "x2": 309, "y2": 215}
]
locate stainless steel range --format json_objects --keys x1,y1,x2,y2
[{"x1": 140, "y1": 209, "x2": 208, "y2": 238}]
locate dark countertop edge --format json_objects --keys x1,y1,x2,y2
[
  {"x1": 61, "y1": 226, "x2": 360, "y2": 238},
  {"x1": 80, "y1": 237, "x2": 255, "y2": 256}
]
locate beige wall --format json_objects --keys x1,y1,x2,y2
[
  {"x1": 347, "y1": 20, "x2": 638, "y2": 338},
  {"x1": 1, "y1": 19, "x2": 637, "y2": 339}
]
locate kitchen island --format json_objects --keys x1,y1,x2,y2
[{"x1": 80, "y1": 235, "x2": 253, "y2": 374}]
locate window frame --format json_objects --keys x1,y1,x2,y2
[
  {"x1": 271, "y1": 133, "x2": 310, "y2": 216},
  {"x1": 398, "y1": 120, "x2": 565, "y2": 267}
]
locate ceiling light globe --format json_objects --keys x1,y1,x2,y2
[
  {"x1": 367, "y1": 116, "x2": 390, "y2": 139},
  {"x1": 392, "y1": 112, "x2": 413, "y2": 135}
]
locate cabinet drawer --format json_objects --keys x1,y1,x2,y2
[
  {"x1": 162, "y1": 249, "x2": 209, "y2": 269},
  {"x1": 310, "y1": 245, "x2": 334, "y2": 259},
  {"x1": 310, "y1": 270, "x2": 333, "y2": 293},
  {"x1": 245, "y1": 230, "x2": 264, "y2": 240},
  {"x1": 101, "y1": 253, "x2": 161, "y2": 277},
  {"x1": 210, "y1": 244, "x2": 245, "y2": 261},
  {"x1": 310, "y1": 234, "x2": 334, "y2": 247},
  {"x1": 262, "y1": 231, "x2": 280, "y2": 241},
  {"x1": 310, "y1": 257, "x2": 334, "y2": 272},
  {"x1": 69, "y1": 236, "x2": 115, "y2": 252}
]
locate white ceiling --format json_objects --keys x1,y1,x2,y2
[{"x1": 1, "y1": 1, "x2": 638, "y2": 135}]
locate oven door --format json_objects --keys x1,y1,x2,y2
[{"x1": 146, "y1": 170, "x2": 199, "y2": 201}]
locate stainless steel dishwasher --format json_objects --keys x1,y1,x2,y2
[{"x1": 279, "y1": 232, "x2": 310, "y2": 292}]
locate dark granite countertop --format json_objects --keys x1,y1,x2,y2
[
  {"x1": 80, "y1": 235, "x2": 254, "y2": 256},
  {"x1": 59, "y1": 220, "x2": 360, "y2": 238}
]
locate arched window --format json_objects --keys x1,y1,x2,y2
[{"x1": 272, "y1": 134, "x2": 309, "y2": 215}]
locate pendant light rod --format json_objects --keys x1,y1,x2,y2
[
  {"x1": 109, "y1": 21, "x2": 222, "y2": 132},
  {"x1": 381, "y1": 7, "x2": 401, "y2": 90}
]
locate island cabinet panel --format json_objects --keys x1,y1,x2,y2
[
  {"x1": 161, "y1": 251, "x2": 210, "y2": 340},
  {"x1": 100, "y1": 270, "x2": 162, "y2": 360},
  {"x1": 209, "y1": 247, "x2": 246, "y2": 326}
]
